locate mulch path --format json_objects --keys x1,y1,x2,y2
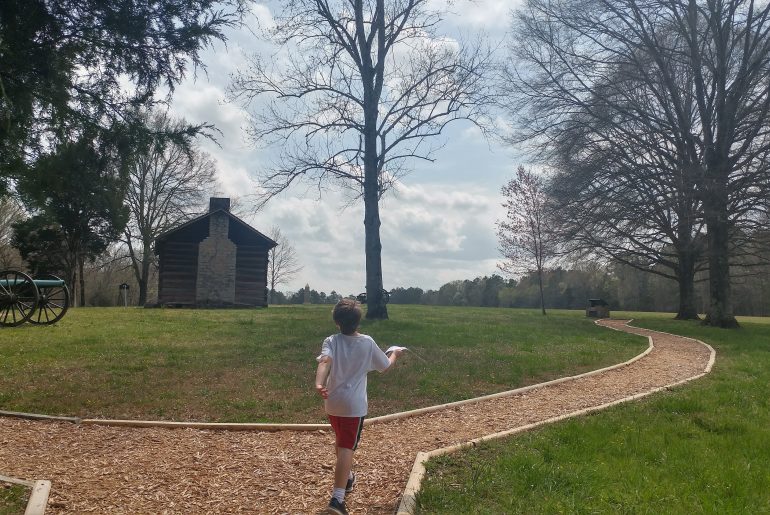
[{"x1": 0, "y1": 319, "x2": 713, "y2": 514}]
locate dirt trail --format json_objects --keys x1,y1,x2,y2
[{"x1": 0, "y1": 320, "x2": 713, "y2": 514}]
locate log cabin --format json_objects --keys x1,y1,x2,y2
[{"x1": 154, "y1": 198, "x2": 277, "y2": 307}]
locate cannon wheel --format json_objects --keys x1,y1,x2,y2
[
  {"x1": 29, "y1": 275, "x2": 70, "y2": 325},
  {"x1": 0, "y1": 270, "x2": 39, "y2": 327}
]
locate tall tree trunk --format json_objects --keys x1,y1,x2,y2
[
  {"x1": 64, "y1": 251, "x2": 76, "y2": 308},
  {"x1": 702, "y1": 174, "x2": 739, "y2": 327},
  {"x1": 675, "y1": 253, "x2": 699, "y2": 320},
  {"x1": 138, "y1": 257, "x2": 150, "y2": 306},
  {"x1": 361, "y1": 2, "x2": 388, "y2": 321},
  {"x1": 363, "y1": 198, "x2": 386, "y2": 319},
  {"x1": 363, "y1": 127, "x2": 387, "y2": 320},
  {"x1": 68, "y1": 268, "x2": 77, "y2": 308},
  {"x1": 127, "y1": 233, "x2": 143, "y2": 303},
  {"x1": 675, "y1": 240, "x2": 700, "y2": 320},
  {"x1": 537, "y1": 267, "x2": 546, "y2": 315},
  {"x1": 78, "y1": 255, "x2": 85, "y2": 308},
  {"x1": 137, "y1": 237, "x2": 153, "y2": 306}
]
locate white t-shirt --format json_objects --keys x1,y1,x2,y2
[{"x1": 316, "y1": 333, "x2": 391, "y2": 417}]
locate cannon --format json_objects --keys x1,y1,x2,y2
[
  {"x1": 0, "y1": 270, "x2": 70, "y2": 327},
  {"x1": 356, "y1": 289, "x2": 390, "y2": 304}
]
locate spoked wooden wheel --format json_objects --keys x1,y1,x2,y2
[
  {"x1": 29, "y1": 276, "x2": 70, "y2": 325},
  {"x1": 0, "y1": 270, "x2": 39, "y2": 327}
]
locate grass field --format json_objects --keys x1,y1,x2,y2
[
  {"x1": 0, "y1": 305, "x2": 645, "y2": 423},
  {"x1": 0, "y1": 482, "x2": 27, "y2": 515},
  {"x1": 416, "y1": 313, "x2": 770, "y2": 514}
]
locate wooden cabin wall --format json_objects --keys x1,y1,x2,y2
[
  {"x1": 235, "y1": 245, "x2": 269, "y2": 307},
  {"x1": 158, "y1": 241, "x2": 199, "y2": 304}
]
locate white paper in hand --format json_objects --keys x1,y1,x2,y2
[{"x1": 385, "y1": 345, "x2": 408, "y2": 356}]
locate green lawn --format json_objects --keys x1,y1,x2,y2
[
  {"x1": 0, "y1": 306, "x2": 644, "y2": 423},
  {"x1": 0, "y1": 482, "x2": 28, "y2": 515},
  {"x1": 416, "y1": 314, "x2": 770, "y2": 514}
]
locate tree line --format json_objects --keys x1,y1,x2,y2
[
  {"x1": 270, "y1": 260, "x2": 770, "y2": 316},
  {"x1": 5, "y1": 254, "x2": 768, "y2": 317}
]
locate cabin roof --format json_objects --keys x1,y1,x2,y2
[{"x1": 154, "y1": 209, "x2": 278, "y2": 253}]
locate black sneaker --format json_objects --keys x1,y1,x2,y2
[
  {"x1": 327, "y1": 497, "x2": 348, "y2": 515},
  {"x1": 345, "y1": 472, "x2": 356, "y2": 493}
]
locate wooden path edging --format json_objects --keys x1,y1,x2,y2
[
  {"x1": 78, "y1": 420, "x2": 330, "y2": 431},
  {"x1": 0, "y1": 411, "x2": 80, "y2": 424},
  {"x1": 0, "y1": 474, "x2": 51, "y2": 515},
  {"x1": 395, "y1": 320, "x2": 717, "y2": 515}
]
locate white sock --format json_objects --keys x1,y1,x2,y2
[
  {"x1": 332, "y1": 487, "x2": 345, "y2": 502},
  {"x1": 348, "y1": 471, "x2": 354, "y2": 480}
]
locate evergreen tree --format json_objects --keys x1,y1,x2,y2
[
  {"x1": 15, "y1": 129, "x2": 129, "y2": 305},
  {"x1": 0, "y1": 0, "x2": 242, "y2": 191}
]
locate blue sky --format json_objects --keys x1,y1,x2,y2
[{"x1": 168, "y1": 0, "x2": 524, "y2": 295}]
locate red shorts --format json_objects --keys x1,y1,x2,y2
[{"x1": 328, "y1": 415, "x2": 365, "y2": 450}]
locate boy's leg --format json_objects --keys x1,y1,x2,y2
[
  {"x1": 327, "y1": 415, "x2": 364, "y2": 506},
  {"x1": 334, "y1": 446, "x2": 354, "y2": 489}
]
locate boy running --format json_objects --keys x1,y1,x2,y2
[{"x1": 315, "y1": 299, "x2": 402, "y2": 515}]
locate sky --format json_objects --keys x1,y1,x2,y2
[{"x1": 167, "y1": 0, "x2": 524, "y2": 296}]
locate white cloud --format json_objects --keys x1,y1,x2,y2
[
  {"x1": 248, "y1": 4, "x2": 275, "y2": 31},
  {"x1": 439, "y1": 0, "x2": 521, "y2": 31},
  {"x1": 167, "y1": 81, "x2": 264, "y2": 197},
  {"x1": 380, "y1": 181, "x2": 505, "y2": 289},
  {"x1": 236, "y1": 179, "x2": 505, "y2": 295},
  {"x1": 170, "y1": 84, "x2": 246, "y2": 136},
  {"x1": 391, "y1": 180, "x2": 490, "y2": 211}
]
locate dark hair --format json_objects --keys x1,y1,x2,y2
[{"x1": 333, "y1": 299, "x2": 362, "y2": 335}]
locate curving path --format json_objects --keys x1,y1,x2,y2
[{"x1": 0, "y1": 320, "x2": 714, "y2": 514}]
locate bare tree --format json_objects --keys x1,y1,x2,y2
[
  {"x1": 229, "y1": 0, "x2": 494, "y2": 319},
  {"x1": 504, "y1": 0, "x2": 770, "y2": 327},
  {"x1": 503, "y1": 1, "x2": 706, "y2": 320},
  {"x1": 497, "y1": 166, "x2": 558, "y2": 315},
  {"x1": 267, "y1": 226, "x2": 303, "y2": 304},
  {"x1": 690, "y1": 0, "x2": 770, "y2": 327},
  {"x1": 547, "y1": 128, "x2": 707, "y2": 320},
  {"x1": 123, "y1": 110, "x2": 218, "y2": 305}
]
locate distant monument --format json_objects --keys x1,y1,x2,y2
[{"x1": 303, "y1": 284, "x2": 311, "y2": 304}]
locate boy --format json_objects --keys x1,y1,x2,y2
[{"x1": 315, "y1": 298, "x2": 402, "y2": 515}]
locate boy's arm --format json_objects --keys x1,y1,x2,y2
[
  {"x1": 381, "y1": 348, "x2": 403, "y2": 373},
  {"x1": 315, "y1": 356, "x2": 331, "y2": 398}
]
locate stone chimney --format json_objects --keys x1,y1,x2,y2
[
  {"x1": 209, "y1": 197, "x2": 231, "y2": 212},
  {"x1": 196, "y1": 198, "x2": 236, "y2": 305}
]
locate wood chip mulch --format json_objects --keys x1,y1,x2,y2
[{"x1": 0, "y1": 319, "x2": 713, "y2": 514}]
